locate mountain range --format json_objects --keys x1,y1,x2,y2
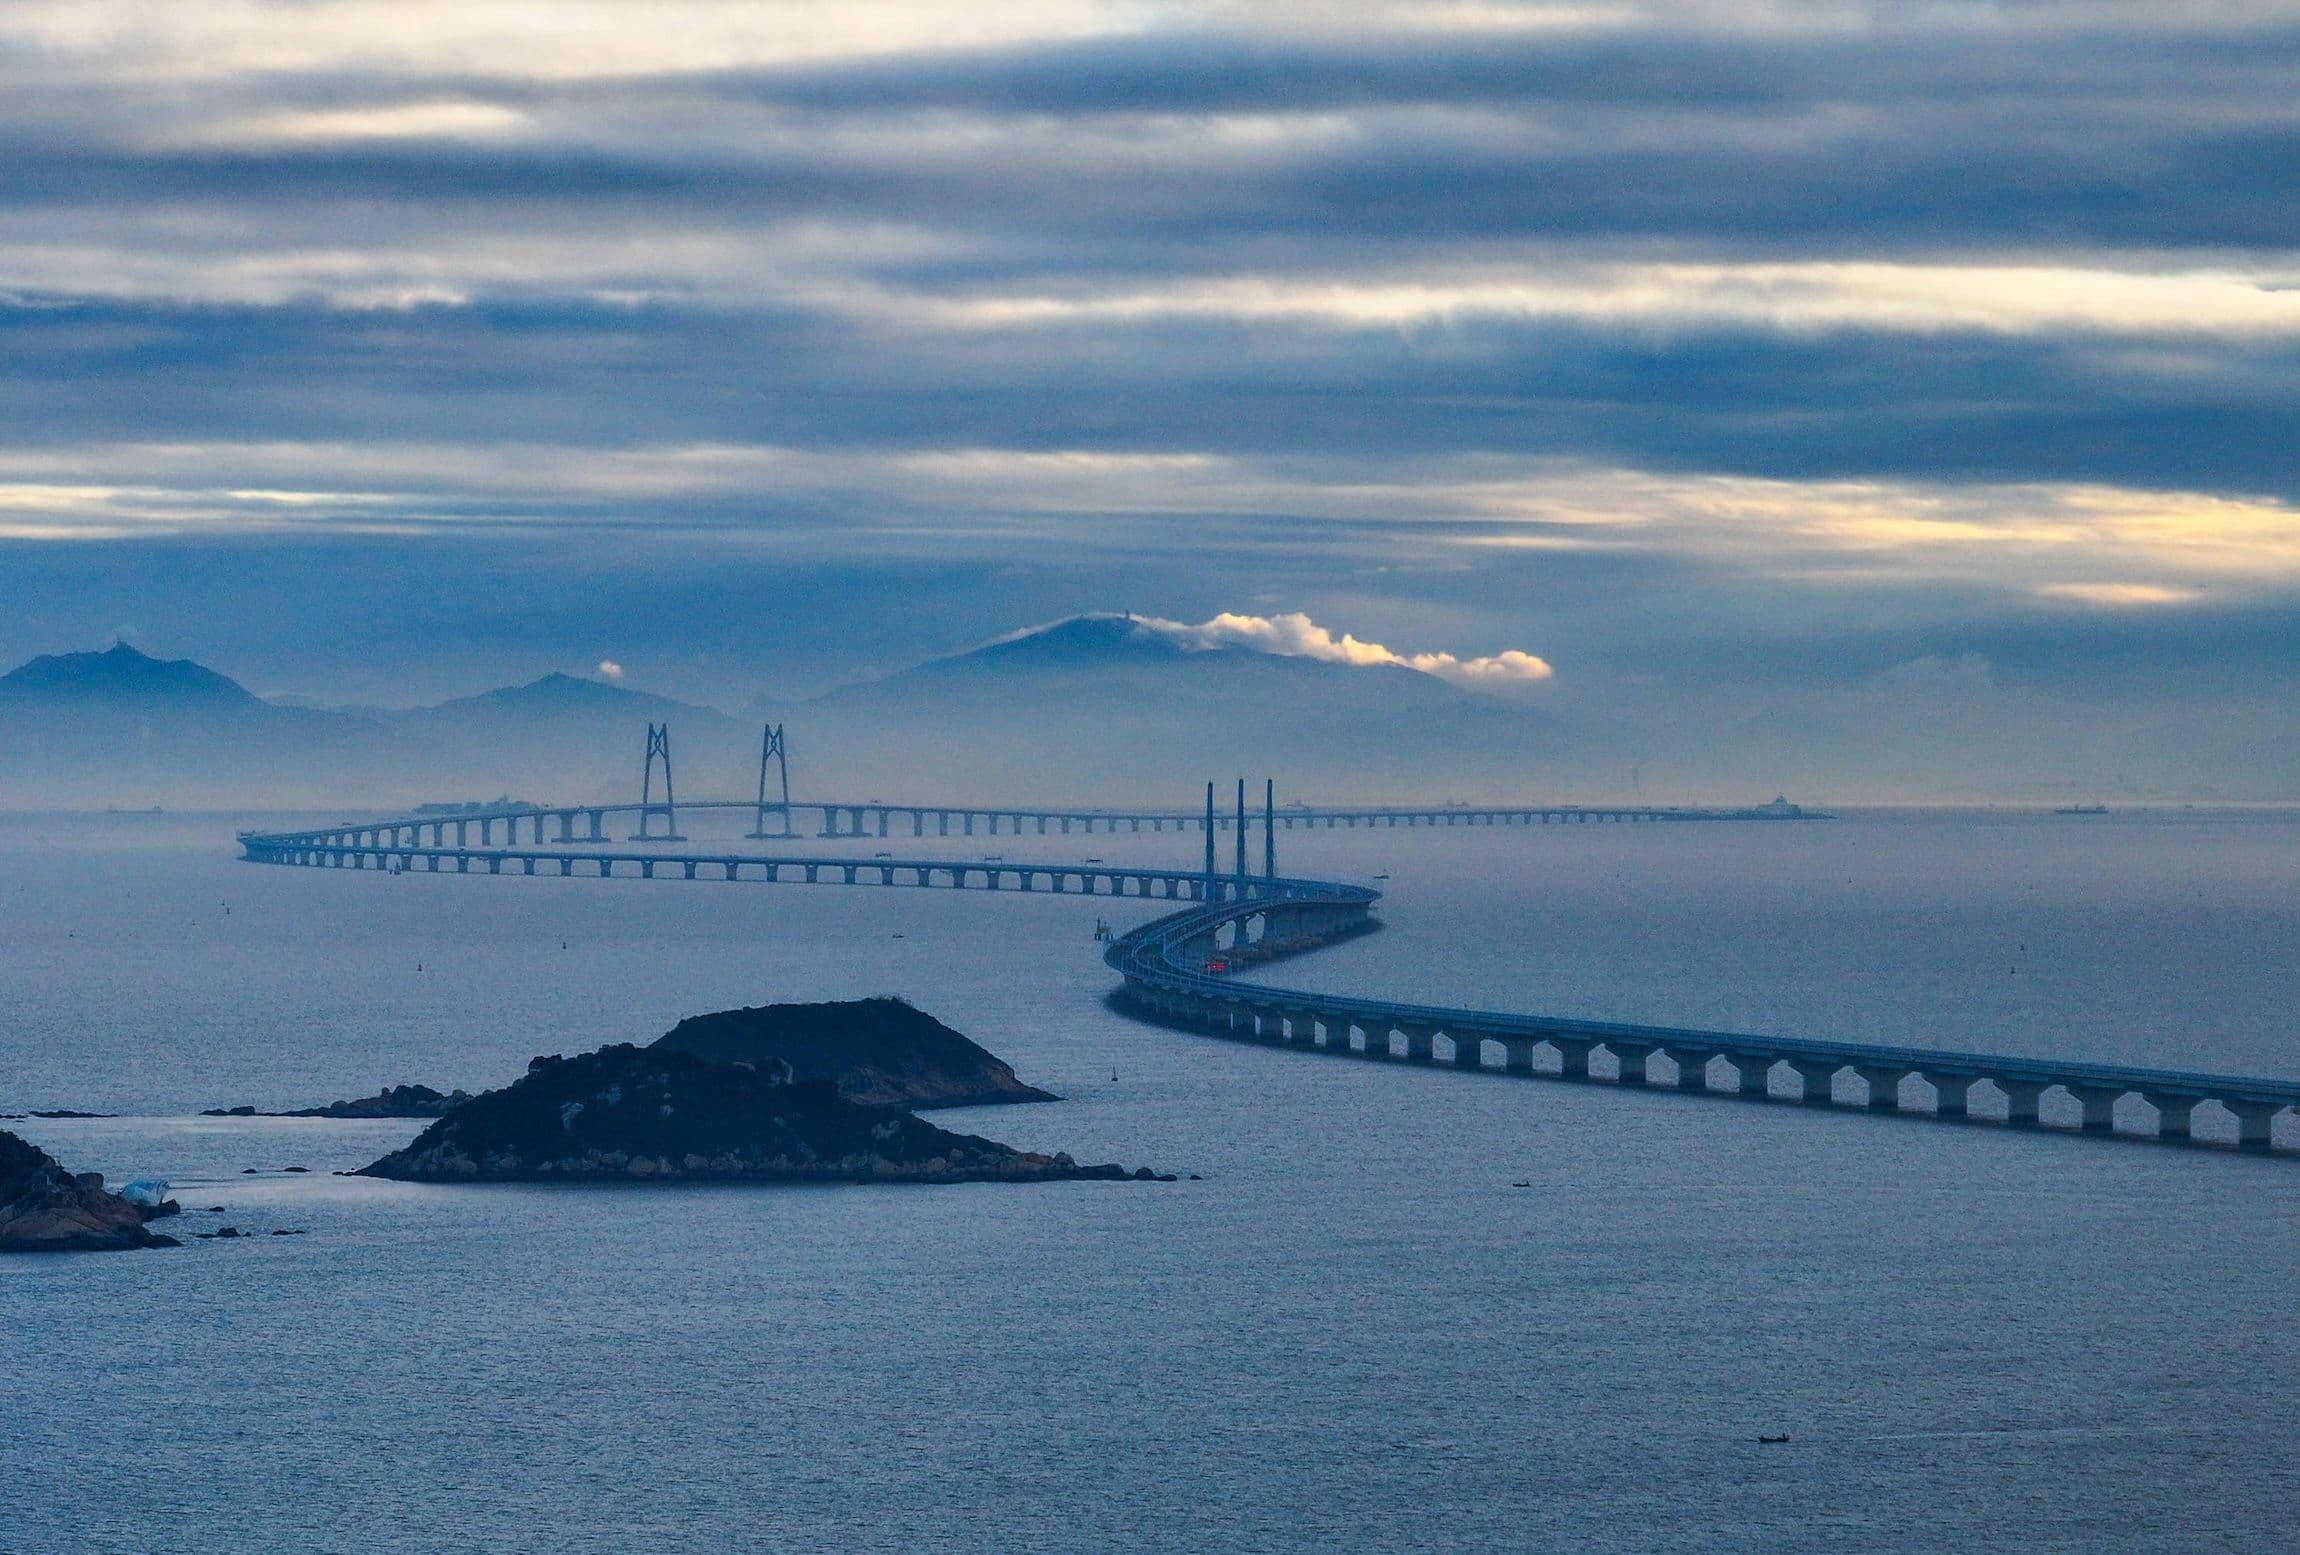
[{"x1": 0, "y1": 619, "x2": 1571, "y2": 810}]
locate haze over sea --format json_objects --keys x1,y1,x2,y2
[{"x1": 6, "y1": 808, "x2": 2298, "y2": 1553}]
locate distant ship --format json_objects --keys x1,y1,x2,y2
[{"x1": 2053, "y1": 804, "x2": 2110, "y2": 815}]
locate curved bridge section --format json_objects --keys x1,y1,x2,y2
[
  {"x1": 241, "y1": 807, "x2": 2297, "y2": 1152},
  {"x1": 1101, "y1": 886, "x2": 2300, "y2": 1149}
]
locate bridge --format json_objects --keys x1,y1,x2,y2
[
  {"x1": 287, "y1": 795, "x2": 1819, "y2": 853},
  {"x1": 238, "y1": 790, "x2": 2295, "y2": 1155}
]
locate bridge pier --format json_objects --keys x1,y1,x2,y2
[
  {"x1": 1553, "y1": 1037, "x2": 1595, "y2": 1080},
  {"x1": 1856, "y1": 1066, "x2": 1912, "y2": 1111},
  {"x1": 1735, "y1": 1055, "x2": 1775, "y2": 1096},
  {"x1": 1502, "y1": 1038, "x2": 1538, "y2": 1075},
  {"x1": 1666, "y1": 1048, "x2": 1717, "y2": 1090},
  {"x1": 1451, "y1": 1034, "x2": 1485, "y2": 1070},
  {"x1": 1998, "y1": 1079, "x2": 2048, "y2": 1127},
  {"x1": 2227, "y1": 1100, "x2": 2282, "y2": 1150},
  {"x1": 1926, "y1": 1073, "x2": 1976, "y2": 1118},
  {"x1": 1402, "y1": 1025, "x2": 1438, "y2": 1064},
  {"x1": 2143, "y1": 1092, "x2": 2198, "y2": 1140},
  {"x1": 1788, "y1": 1060, "x2": 1838, "y2": 1105},
  {"x1": 2067, "y1": 1084, "x2": 2123, "y2": 1133},
  {"x1": 1608, "y1": 1041, "x2": 1655, "y2": 1085}
]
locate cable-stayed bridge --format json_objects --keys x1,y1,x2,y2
[{"x1": 234, "y1": 731, "x2": 2293, "y2": 1153}]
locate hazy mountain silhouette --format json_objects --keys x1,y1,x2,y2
[
  {"x1": 793, "y1": 614, "x2": 1570, "y2": 802},
  {"x1": 0, "y1": 648, "x2": 743, "y2": 810},
  {"x1": 0, "y1": 641, "x2": 273, "y2": 708},
  {"x1": 0, "y1": 643, "x2": 380, "y2": 808},
  {"x1": 0, "y1": 623, "x2": 1579, "y2": 809},
  {"x1": 399, "y1": 673, "x2": 745, "y2": 798}
]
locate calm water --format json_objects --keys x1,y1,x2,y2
[{"x1": 4, "y1": 809, "x2": 2298, "y2": 1553}]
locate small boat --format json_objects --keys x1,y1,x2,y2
[
  {"x1": 2053, "y1": 804, "x2": 2109, "y2": 815},
  {"x1": 1758, "y1": 1433, "x2": 1791, "y2": 1445},
  {"x1": 1373, "y1": 872, "x2": 1392, "y2": 881},
  {"x1": 1510, "y1": 1181, "x2": 1531, "y2": 1189}
]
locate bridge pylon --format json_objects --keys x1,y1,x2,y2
[
  {"x1": 631, "y1": 722, "x2": 687, "y2": 841},
  {"x1": 747, "y1": 723, "x2": 793, "y2": 839},
  {"x1": 1265, "y1": 777, "x2": 1276, "y2": 878},
  {"x1": 1234, "y1": 778, "x2": 1248, "y2": 878}
]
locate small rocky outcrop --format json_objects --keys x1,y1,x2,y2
[
  {"x1": 0, "y1": 1129, "x2": 177, "y2": 1252},
  {"x1": 649, "y1": 997, "x2": 1058, "y2": 1110},
  {"x1": 356, "y1": 1044, "x2": 1127, "y2": 1185},
  {"x1": 203, "y1": 1083, "x2": 473, "y2": 1119}
]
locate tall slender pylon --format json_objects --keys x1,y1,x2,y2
[
  {"x1": 1265, "y1": 777, "x2": 1276, "y2": 878},
  {"x1": 1234, "y1": 778, "x2": 1248, "y2": 878},
  {"x1": 1203, "y1": 781, "x2": 1217, "y2": 880},
  {"x1": 632, "y1": 722, "x2": 686, "y2": 841},
  {"x1": 748, "y1": 723, "x2": 793, "y2": 838}
]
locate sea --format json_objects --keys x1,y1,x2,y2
[{"x1": 3, "y1": 807, "x2": 2297, "y2": 1554}]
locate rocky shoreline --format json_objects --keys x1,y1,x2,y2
[{"x1": 1, "y1": 1129, "x2": 177, "y2": 1252}]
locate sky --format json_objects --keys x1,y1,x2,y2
[{"x1": 0, "y1": 1, "x2": 2294, "y2": 795}]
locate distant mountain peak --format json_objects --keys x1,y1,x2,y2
[
  {"x1": 961, "y1": 613, "x2": 1219, "y2": 665},
  {"x1": 413, "y1": 669, "x2": 733, "y2": 728},
  {"x1": 0, "y1": 641, "x2": 266, "y2": 705},
  {"x1": 935, "y1": 611, "x2": 1554, "y2": 692}
]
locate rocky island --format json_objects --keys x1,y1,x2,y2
[
  {"x1": 203, "y1": 1083, "x2": 475, "y2": 1119},
  {"x1": 1, "y1": 1129, "x2": 177, "y2": 1252},
  {"x1": 357, "y1": 1041, "x2": 1132, "y2": 1184},
  {"x1": 650, "y1": 996, "x2": 1057, "y2": 1109}
]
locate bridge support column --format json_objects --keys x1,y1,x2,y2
[
  {"x1": 1998, "y1": 1079, "x2": 2048, "y2": 1127},
  {"x1": 1925, "y1": 1074, "x2": 1976, "y2": 1118},
  {"x1": 1608, "y1": 1042, "x2": 1655, "y2": 1085},
  {"x1": 1734, "y1": 1055, "x2": 1774, "y2": 1096},
  {"x1": 1451, "y1": 1034, "x2": 1485, "y2": 1070},
  {"x1": 1665, "y1": 1049, "x2": 1717, "y2": 1091},
  {"x1": 1553, "y1": 1038, "x2": 1595, "y2": 1080},
  {"x1": 1788, "y1": 1061, "x2": 1838, "y2": 1105},
  {"x1": 1855, "y1": 1067, "x2": 1911, "y2": 1111},
  {"x1": 1402, "y1": 1026, "x2": 1438, "y2": 1064},
  {"x1": 2142, "y1": 1092, "x2": 2198, "y2": 1140},
  {"x1": 2067, "y1": 1085, "x2": 2123, "y2": 1134},
  {"x1": 1502, "y1": 1038, "x2": 1538, "y2": 1075},
  {"x1": 2226, "y1": 1100, "x2": 2282, "y2": 1150}
]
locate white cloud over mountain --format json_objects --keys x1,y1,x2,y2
[{"x1": 1140, "y1": 611, "x2": 1554, "y2": 686}]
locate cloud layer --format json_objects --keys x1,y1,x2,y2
[{"x1": 0, "y1": 1, "x2": 2293, "y2": 791}]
